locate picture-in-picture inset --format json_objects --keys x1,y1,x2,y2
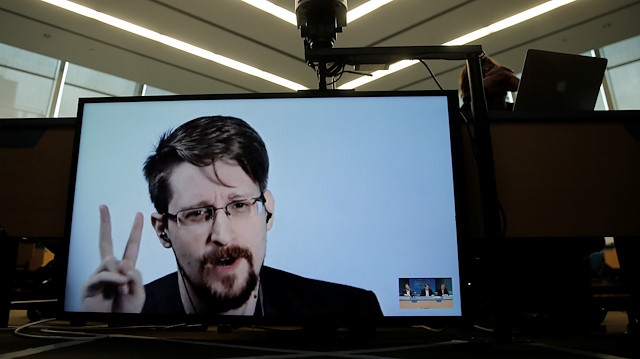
[{"x1": 398, "y1": 278, "x2": 453, "y2": 309}]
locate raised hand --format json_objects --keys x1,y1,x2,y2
[{"x1": 81, "y1": 205, "x2": 145, "y2": 313}]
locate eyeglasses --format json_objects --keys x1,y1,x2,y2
[{"x1": 164, "y1": 193, "x2": 267, "y2": 228}]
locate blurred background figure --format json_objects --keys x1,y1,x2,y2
[{"x1": 459, "y1": 55, "x2": 520, "y2": 111}]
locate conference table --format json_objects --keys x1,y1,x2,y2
[{"x1": 399, "y1": 296, "x2": 454, "y2": 309}]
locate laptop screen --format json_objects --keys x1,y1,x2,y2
[{"x1": 61, "y1": 91, "x2": 466, "y2": 324}]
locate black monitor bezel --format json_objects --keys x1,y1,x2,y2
[{"x1": 56, "y1": 90, "x2": 470, "y2": 327}]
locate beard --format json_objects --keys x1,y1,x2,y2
[{"x1": 182, "y1": 245, "x2": 259, "y2": 314}]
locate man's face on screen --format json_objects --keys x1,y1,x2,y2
[{"x1": 161, "y1": 159, "x2": 273, "y2": 312}]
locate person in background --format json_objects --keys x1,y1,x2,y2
[
  {"x1": 437, "y1": 283, "x2": 450, "y2": 296},
  {"x1": 420, "y1": 283, "x2": 434, "y2": 296},
  {"x1": 459, "y1": 54, "x2": 520, "y2": 111},
  {"x1": 401, "y1": 283, "x2": 412, "y2": 296}
]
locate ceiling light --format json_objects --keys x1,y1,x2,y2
[
  {"x1": 347, "y1": 0, "x2": 395, "y2": 23},
  {"x1": 339, "y1": 60, "x2": 417, "y2": 89},
  {"x1": 443, "y1": 0, "x2": 576, "y2": 46},
  {"x1": 241, "y1": 0, "x2": 297, "y2": 25},
  {"x1": 242, "y1": 0, "x2": 394, "y2": 25},
  {"x1": 40, "y1": 0, "x2": 308, "y2": 91},
  {"x1": 339, "y1": 0, "x2": 576, "y2": 90}
]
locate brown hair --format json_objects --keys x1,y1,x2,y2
[{"x1": 143, "y1": 116, "x2": 269, "y2": 213}]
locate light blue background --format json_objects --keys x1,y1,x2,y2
[{"x1": 64, "y1": 94, "x2": 462, "y2": 317}]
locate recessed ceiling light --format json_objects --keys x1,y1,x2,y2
[
  {"x1": 443, "y1": 0, "x2": 576, "y2": 46},
  {"x1": 39, "y1": 0, "x2": 577, "y2": 91},
  {"x1": 241, "y1": 0, "x2": 297, "y2": 25},
  {"x1": 40, "y1": 0, "x2": 308, "y2": 91},
  {"x1": 348, "y1": 0, "x2": 395, "y2": 23},
  {"x1": 241, "y1": 0, "x2": 395, "y2": 25}
]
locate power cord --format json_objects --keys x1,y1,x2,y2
[
  {"x1": 13, "y1": 318, "x2": 107, "y2": 340},
  {"x1": 418, "y1": 59, "x2": 444, "y2": 91}
]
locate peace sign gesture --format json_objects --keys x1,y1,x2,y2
[{"x1": 81, "y1": 205, "x2": 146, "y2": 313}]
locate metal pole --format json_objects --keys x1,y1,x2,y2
[{"x1": 467, "y1": 55, "x2": 510, "y2": 341}]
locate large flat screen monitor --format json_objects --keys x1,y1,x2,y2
[{"x1": 60, "y1": 91, "x2": 466, "y2": 325}]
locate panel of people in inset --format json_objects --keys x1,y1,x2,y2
[{"x1": 398, "y1": 278, "x2": 454, "y2": 309}]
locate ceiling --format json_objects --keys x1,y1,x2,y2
[{"x1": 1, "y1": 0, "x2": 639, "y2": 95}]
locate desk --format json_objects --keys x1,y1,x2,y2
[
  {"x1": 2, "y1": 310, "x2": 636, "y2": 358},
  {"x1": 399, "y1": 296, "x2": 454, "y2": 309}
]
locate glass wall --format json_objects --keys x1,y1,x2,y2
[
  {"x1": 0, "y1": 43, "x2": 175, "y2": 119},
  {"x1": 57, "y1": 64, "x2": 141, "y2": 117},
  {"x1": 582, "y1": 50, "x2": 608, "y2": 111},
  {"x1": 600, "y1": 36, "x2": 640, "y2": 110},
  {"x1": 143, "y1": 85, "x2": 175, "y2": 97},
  {"x1": 0, "y1": 43, "x2": 59, "y2": 118}
]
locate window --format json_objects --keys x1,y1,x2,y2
[
  {"x1": 0, "y1": 43, "x2": 176, "y2": 119},
  {"x1": 56, "y1": 64, "x2": 140, "y2": 117},
  {"x1": 143, "y1": 85, "x2": 176, "y2": 96},
  {"x1": 1, "y1": 32, "x2": 639, "y2": 117},
  {"x1": 0, "y1": 43, "x2": 59, "y2": 118},
  {"x1": 600, "y1": 35, "x2": 640, "y2": 110}
]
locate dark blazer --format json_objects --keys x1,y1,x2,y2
[
  {"x1": 420, "y1": 288, "x2": 434, "y2": 296},
  {"x1": 259, "y1": 266, "x2": 382, "y2": 317},
  {"x1": 437, "y1": 287, "x2": 450, "y2": 296},
  {"x1": 142, "y1": 272, "x2": 183, "y2": 315},
  {"x1": 142, "y1": 266, "x2": 383, "y2": 318}
]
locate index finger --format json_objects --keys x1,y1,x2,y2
[
  {"x1": 99, "y1": 205, "x2": 114, "y2": 260},
  {"x1": 122, "y1": 212, "x2": 144, "y2": 270}
]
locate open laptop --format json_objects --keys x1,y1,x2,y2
[{"x1": 513, "y1": 49, "x2": 608, "y2": 111}]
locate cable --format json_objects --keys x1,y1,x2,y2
[
  {"x1": 314, "y1": 62, "x2": 345, "y2": 80},
  {"x1": 341, "y1": 70, "x2": 373, "y2": 76},
  {"x1": 418, "y1": 59, "x2": 444, "y2": 91},
  {"x1": 13, "y1": 318, "x2": 107, "y2": 340},
  {"x1": 458, "y1": 111, "x2": 478, "y2": 160},
  {"x1": 328, "y1": 70, "x2": 345, "y2": 87},
  {"x1": 411, "y1": 324, "x2": 445, "y2": 332},
  {"x1": 472, "y1": 324, "x2": 494, "y2": 332},
  {"x1": 326, "y1": 62, "x2": 344, "y2": 77},
  {"x1": 171, "y1": 246, "x2": 199, "y2": 315}
]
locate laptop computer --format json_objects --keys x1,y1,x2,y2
[{"x1": 513, "y1": 49, "x2": 608, "y2": 111}]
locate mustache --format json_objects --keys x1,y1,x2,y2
[{"x1": 199, "y1": 245, "x2": 254, "y2": 270}]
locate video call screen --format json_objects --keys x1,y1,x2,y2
[{"x1": 63, "y1": 91, "x2": 464, "y2": 319}]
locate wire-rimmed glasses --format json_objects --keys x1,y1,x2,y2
[{"x1": 163, "y1": 193, "x2": 266, "y2": 228}]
